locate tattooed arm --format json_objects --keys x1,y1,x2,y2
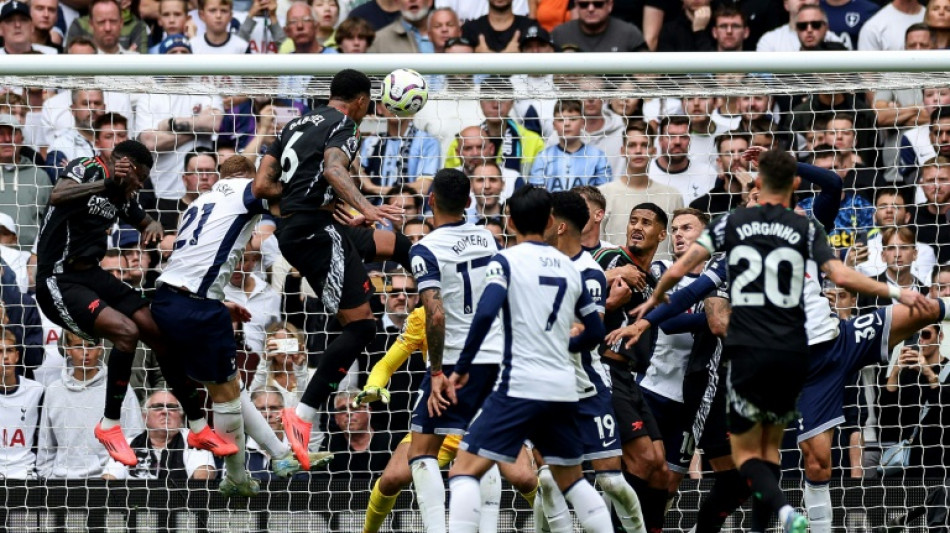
[
  {"x1": 421, "y1": 287, "x2": 450, "y2": 416},
  {"x1": 252, "y1": 153, "x2": 284, "y2": 201},
  {"x1": 704, "y1": 296, "x2": 731, "y2": 337},
  {"x1": 324, "y1": 147, "x2": 402, "y2": 224}
]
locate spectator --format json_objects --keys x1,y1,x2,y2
[
  {"x1": 647, "y1": 115, "x2": 716, "y2": 205},
  {"x1": 30, "y1": 0, "x2": 63, "y2": 52},
  {"x1": 710, "y1": 5, "x2": 749, "y2": 51},
  {"x1": 877, "y1": 323, "x2": 945, "y2": 479},
  {"x1": 577, "y1": 76, "x2": 626, "y2": 176},
  {"x1": 858, "y1": 0, "x2": 924, "y2": 51},
  {"x1": 796, "y1": 5, "x2": 848, "y2": 50},
  {"x1": 856, "y1": 226, "x2": 927, "y2": 313},
  {"x1": 358, "y1": 102, "x2": 440, "y2": 196},
  {"x1": 250, "y1": 322, "x2": 309, "y2": 407},
  {"x1": 757, "y1": 0, "x2": 845, "y2": 51},
  {"x1": 93, "y1": 112, "x2": 130, "y2": 162},
  {"x1": 690, "y1": 132, "x2": 754, "y2": 217},
  {"x1": 102, "y1": 391, "x2": 216, "y2": 481},
  {"x1": 335, "y1": 15, "x2": 376, "y2": 52},
  {"x1": 853, "y1": 188, "x2": 936, "y2": 283},
  {"x1": 379, "y1": 185, "x2": 423, "y2": 231},
  {"x1": 245, "y1": 388, "x2": 305, "y2": 479},
  {"x1": 510, "y1": 24, "x2": 557, "y2": 137},
  {"x1": 282, "y1": 1, "x2": 336, "y2": 54},
  {"x1": 657, "y1": 0, "x2": 714, "y2": 52},
  {"x1": 529, "y1": 99, "x2": 611, "y2": 191},
  {"x1": 136, "y1": 63, "x2": 224, "y2": 204},
  {"x1": 914, "y1": 155, "x2": 950, "y2": 261},
  {"x1": 530, "y1": 0, "x2": 569, "y2": 31},
  {"x1": 798, "y1": 144, "x2": 874, "y2": 250},
  {"x1": 0, "y1": 0, "x2": 58, "y2": 54},
  {"x1": 224, "y1": 245, "x2": 281, "y2": 355},
  {"x1": 45, "y1": 89, "x2": 106, "y2": 180},
  {"x1": 0, "y1": 214, "x2": 32, "y2": 292},
  {"x1": 403, "y1": 216, "x2": 431, "y2": 243},
  {"x1": 427, "y1": 6, "x2": 460, "y2": 52},
  {"x1": 822, "y1": 0, "x2": 880, "y2": 49},
  {"x1": 0, "y1": 328, "x2": 44, "y2": 480},
  {"x1": 0, "y1": 93, "x2": 42, "y2": 168},
  {"x1": 482, "y1": 215, "x2": 508, "y2": 248},
  {"x1": 147, "y1": 0, "x2": 195, "y2": 53},
  {"x1": 313, "y1": 0, "x2": 341, "y2": 47},
  {"x1": 348, "y1": 0, "x2": 400, "y2": 30},
  {"x1": 822, "y1": 113, "x2": 880, "y2": 191},
  {"x1": 461, "y1": 0, "x2": 534, "y2": 53},
  {"x1": 36, "y1": 332, "x2": 144, "y2": 479},
  {"x1": 682, "y1": 94, "x2": 719, "y2": 168},
  {"x1": 900, "y1": 104, "x2": 950, "y2": 183},
  {"x1": 326, "y1": 390, "x2": 391, "y2": 476},
  {"x1": 153, "y1": 149, "x2": 218, "y2": 231},
  {"x1": 437, "y1": 0, "x2": 529, "y2": 23},
  {"x1": 367, "y1": 0, "x2": 435, "y2": 53},
  {"x1": 599, "y1": 121, "x2": 683, "y2": 248},
  {"x1": 192, "y1": 0, "x2": 251, "y2": 53},
  {"x1": 66, "y1": 0, "x2": 149, "y2": 54},
  {"x1": 790, "y1": 89, "x2": 878, "y2": 166},
  {"x1": 110, "y1": 223, "x2": 151, "y2": 291},
  {"x1": 551, "y1": 0, "x2": 646, "y2": 52},
  {"x1": 469, "y1": 161, "x2": 506, "y2": 222},
  {"x1": 0, "y1": 114, "x2": 50, "y2": 248},
  {"x1": 928, "y1": 0, "x2": 950, "y2": 48},
  {"x1": 237, "y1": 0, "x2": 285, "y2": 53}
]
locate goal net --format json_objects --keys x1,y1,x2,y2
[{"x1": 0, "y1": 53, "x2": 947, "y2": 532}]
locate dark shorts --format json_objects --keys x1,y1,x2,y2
[
  {"x1": 36, "y1": 268, "x2": 148, "y2": 342},
  {"x1": 461, "y1": 393, "x2": 585, "y2": 466},
  {"x1": 684, "y1": 337, "x2": 731, "y2": 459},
  {"x1": 410, "y1": 364, "x2": 498, "y2": 435},
  {"x1": 576, "y1": 387, "x2": 622, "y2": 461},
  {"x1": 150, "y1": 285, "x2": 238, "y2": 384},
  {"x1": 642, "y1": 388, "x2": 693, "y2": 474},
  {"x1": 724, "y1": 345, "x2": 809, "y2": 435},
  {"x1": 277, "y1": 211, "x2": 376, "y2": 314},
  {"x1": 797, "y1": 307, "x2": 891, "y2": 443},
  {"x1": 603, "y1": 358, "x2": 661, "y2": 444}
]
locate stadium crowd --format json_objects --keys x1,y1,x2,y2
[{"x1": 0, "y1": 0, "x2": 948, "y2": 528}]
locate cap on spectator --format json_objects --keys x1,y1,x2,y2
[
  {"x1": 0, "y1": 213, "x2": 17, "y2": 236},
  {"x1": 109, "y1": 223, "x2": 141, "y2": 249},
  {"x1": 519, "y1": 25, "x2": 557, "y2": 51},
  {"x1": 0, "y1": 1, "x2": 30, "y2": 22},
  {"x1": 0, "y1": 114, "x2": 22, "y2": 130},
  {"x1": 159, "y1": 34, "x2": 192, "y2": 55}
]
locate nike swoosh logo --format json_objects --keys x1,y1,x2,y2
[{"x1": 603, "y1": 439, "x2": 617, "y2": 447}]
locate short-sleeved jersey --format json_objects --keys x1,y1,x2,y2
[
  {"x1": 0, "y1": 376, "x2": 44, "y2": 479},
  {"x1": 158, "y1": 178, "x2": 268, "y2": 300},
  {"x1": 697, "y1": 204, "x2": 837, "y2": 351},
  {"x1": 804, "y1": 259, "x2": 840, "y2": 346},
  {"x1": 487, "y1": 242, "x2": 597, "y2": 402},
  {"x1": 593, "y1": 246, "x2": 658, "y2": 372},
  {"x1": 36, "y1": 157, "x2": 148, "y2": 278},
  {"x1": 571, "y1": 251, "x2": 609, "y2": 399},
  {"x1": 267, "y1": 106, "x2": 361, "y2": 215},
  {"x1": 640, "y1": 260, "x2": 701, "y2": 403},
  {"x1": 410, "y1": 220, "x2": 503, "y2": 366}
]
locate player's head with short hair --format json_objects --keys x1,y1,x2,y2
[
  {"x1": 329, "y1": 69, "x2": 372, "y2": 123},
  {"x1": 670, "y1": 208, "x2": 709, "y2": 258},
  {"x1": 572, "y1": 185, "x2": 605, "y2": 212},
  {"x1": 627, "y1": 202, "x2": 668, "y2": 256},
  {"x1": 756, "y1": 148, "x2": 798, "y2": 194},
  {"x1": 550, "y1": 190, "x2": 590, "y2": 237},
  {"x1": 507, "y1": 185, "x2": 552, "y2": 238},
  {"x1": 429, "y1": 168, "x2": 470, "y2": 217},
  {"x1": 219, "y1": 154, "x2": 257, "y2": 179},
  {"x1": 113, "y1": 139, "x2": 154, "y2": 170}
]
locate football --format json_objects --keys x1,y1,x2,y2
[{"x1": 381, "y1": 68, "x2": 429, "y2": 117}]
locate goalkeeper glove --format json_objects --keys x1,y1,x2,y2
[{"x1": 353, "y1": 385, "x2": 391, "y2": 407}]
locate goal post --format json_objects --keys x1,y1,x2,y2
[{"x1": 0, "y1": 52, "x2": 948, "y2": 532}]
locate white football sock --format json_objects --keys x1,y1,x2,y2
[
  {"x1": 212, "y1": 399, "x2": 247, "y2": 483},
  {"x1": 447, "y1": 475, "x2": 480, "y2": 533},
  {"x1": 804, "y1": 481, "x2": 832, "y2": 533},
  {"x1": 565, "y1": 479, "x2": 613, "y2": 533},
  {"x1": 539, "y1": 466, "x2": 573, "y2": 533},
  {"x1": 411, "y1": 456, "x2": 446, "y2": 533},
  {"x1": 478, "y1": 465, "x2": 501, "y2": 533},
  {"x1": 239, "y1": 389, "x2": 291, "y2": 459},
  {"x1": 295, "y1": 402, "x2": 318, "y2": 422},
  {"x1": 596, "y1": 471, "x2": 646, "y2": 533}
]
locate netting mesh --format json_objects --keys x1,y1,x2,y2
[{"x1": 0, "y1": 69, "x2": 949, "y2": 532}]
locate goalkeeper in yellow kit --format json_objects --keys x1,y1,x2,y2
[{"x1": 354, "y1": 306, "x2": 537, "y2": 533}]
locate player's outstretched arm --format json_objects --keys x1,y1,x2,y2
[
  {"x1": 49, "y1": 177, "x2": 114, "y2": 206},
  {"x1": 631, "y1": 242, "x2": 711, "y2": 320},
  {"x1": 252, "y1": 153, "x2": 284, "y2": 201},
  {"x1": 324, "y1": 147, "x2": 401, "y2": 225},
  {"x1": 570, "y1": 290, "x2": 606, "y2": 353},
  {"x1": 823, "y1": 259, "x2": 930, "y2": 313}
]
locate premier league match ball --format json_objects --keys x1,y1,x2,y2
[{"x1": 381, "y1": 68, "x2": 429, "y2": 117}]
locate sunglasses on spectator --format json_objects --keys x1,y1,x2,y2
[
  {"x1": 147, "y1": 403, "x2": 181, "y2": 411},
  {"x1": 577, "y1": 1, "x2": 606, "y2": 9},
  {"x1": 444, "y1": 37, "x2": 473, "y2": 48},
  {"x1": 796, "y1": 20, "x2": 825, "y2": 31}
]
